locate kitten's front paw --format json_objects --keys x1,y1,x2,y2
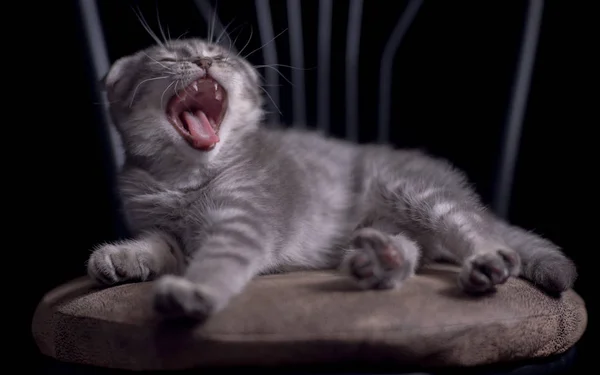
[
  {"x1": 87, "y1": 244, "x2": 156, "y2": 285},
  {"x1": 459, "y1": 247, "x2": 521, "y2": 294},
  {"x1": 153, "y1": 275, "x2": 218, "y2": 321},
  {"x1": 345, "y1": 228, "x2": 412, "y2": 290}
]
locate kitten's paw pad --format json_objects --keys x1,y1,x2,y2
[
  {"x1": 87, "y1": 244, "x2": 154, "y2": 285},
  {"x1": 459, "y1": 248, "x2": 521, "y2": 294},
  {"x1": 347, "y1": 228, "x2": 407, "y2": 290},
  {"x1": 153, "y1": 276, "x2": 215, "y2": 321}
]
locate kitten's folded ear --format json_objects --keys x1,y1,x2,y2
[{"x1": 103, "y1": 52, "x2": 144, "y2": 100}]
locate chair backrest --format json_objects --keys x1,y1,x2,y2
[{"x1": 76, "y1": 0, "x2": 545, "y2": 224}]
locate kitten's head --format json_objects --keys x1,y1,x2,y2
[{"x1": 104, "y1": 38, "x2": 264, "y2": 162}]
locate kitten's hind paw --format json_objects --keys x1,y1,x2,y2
[
  {"x1": 459, "y1": 247, "x2": 521, "y2": 294},
  {"x1": 153, "y1": 275, "x2": 217, "y2": 321},
  {"x1": 343, "y1": 228, "x2": 414, "y2": 290}
]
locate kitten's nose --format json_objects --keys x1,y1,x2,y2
[{"x1": 195, "y1": 57, "x2": 213, "y2": 70}]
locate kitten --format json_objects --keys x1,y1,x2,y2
[{"x1": 87, "y1": 38, "x2": 576, "y2": 320}]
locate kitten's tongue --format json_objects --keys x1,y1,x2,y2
[{"x1": 182, "y1": 110, "x2": 220, "y2": 149}]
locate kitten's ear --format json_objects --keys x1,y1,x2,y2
[{"x1": 102, "y1": 53, "x2": 143, "y2": 98}]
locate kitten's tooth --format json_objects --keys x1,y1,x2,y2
[
  {"x1": 192, "y1": 82, "x2": 198, "y2": 92},
  {"x1": 214, "y1": 83, "x2": 218, "y2": 92},
  {"x1": 215, "y1": 91, "x2": 222, "y2": 101}
]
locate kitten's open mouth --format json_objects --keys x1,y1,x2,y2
[{"x1": 166, "y1": 76, "x2": 228, "y2": 151}]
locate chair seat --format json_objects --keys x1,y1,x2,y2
[{"x1": 31, "y1": 265, "x2": 587, "y2": 372}]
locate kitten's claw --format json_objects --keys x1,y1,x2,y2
[
  {"x1": 345, "y1": 228, "x2": 410, "y2": 290},
  {"x1": 87, "y1": 244, "x2": 155, "y2": 285},
  {"x1": 459, "y1": 247, "x2": 521, "y2": 294},
  {"x1": 153, "y1": 275, "x2": 216, "y2": 321}
]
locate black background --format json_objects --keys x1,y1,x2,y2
[{"x1": 26, "y1": 0, "x2": 595, "y2": 372}]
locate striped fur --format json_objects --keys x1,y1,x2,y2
[{"x1": 87, "y1": 39, "x2": 576, "y2": 320}]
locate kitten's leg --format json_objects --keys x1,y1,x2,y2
[
  {"x1": 393, "y1": 181, "x2": 575, "y2": 294},
  {"x1": 87, "y1": 230, "x2": 184, "y2": 285},
  {"x1": 429, "y1": 212, "x2": 523, "y2": 295},
  {"x1": 385, "y1": 166, "x2": 576, "y2": 294},
  {"x1": 153, "y1": 208, "x2": 269, "y2": 321},
  {"x1": 341, "y1": 228, "x2": 420, "y2": 289},
  {"x1": 453, "y1": 216, "x2": 577, "y2": 295},
  {"x1": 423, "y1": 209, "x2": 523, "y2": 294},
  {"x1": 384, "y1": 172, "x2": 522, "y2": 294}
]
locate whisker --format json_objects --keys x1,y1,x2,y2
[
  {"x1": 216, "y1": 18, "x2": 236, "y2": 45},
  {"x1": 130, "y1": 76, "x2": 169, "y2": 108},
  {"x1": 253, "y1": 67, "x2": 266, "y2": 82},
  {"x1": 174, "y1": 80, "x2": 184, "y2": 100},
  {"x1": 258, "y1": 65, "x2": 294, "y2": 86},
  {"x1": 248, "y1": 69, "x2": 272, "y2": 88},
  {"x1": 216, "y1": 19, "x2": 239, "y2": 59},
  {"x1": 174, "y1": 80, "x2": 192, "y2": 112},
  {"x1": 237, "y1": 26, "x2": 254, "y2": 57},
  {"x1": 155, "y1": 3, "x2": 168, "y2": 44},
  {"x1": 224, "y1": 22, "x2": 246, "y2": 58},
  {"x1": 230, "y1": 23, "x2": 248, "y2": 50},
  {"x1": 258, "y1": 85, "x2": 282, "y2": 115},
  {"x1": 176, "y1": 30, "x2": 190, "y2": 40},
  {"x1": 209, "y1": 2, "x2": 218, "y2": 43},
  {"x1": 160, "y1": 81, "x2": 177, "y2": 108},
  {"x1": 243, "y1": 28, "x2": 288, "y2": 60},
  {"x1": 132, "y1": 6, "x2": 164, "y2": 47},
  {"x1": 254, "y1": 64, "x2": 315, "y2": 71}
]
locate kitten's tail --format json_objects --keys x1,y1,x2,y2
[{"x1": 496, "y1": 221, "x2": 577, "y2": 294}]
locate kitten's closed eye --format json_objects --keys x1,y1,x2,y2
[{"x1": 158, "y1": 57, "x2": 224, "y2": 63}]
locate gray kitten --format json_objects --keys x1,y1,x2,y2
[{"x1": 87, "y1": 38, "x2": 576, "y2": 320}]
